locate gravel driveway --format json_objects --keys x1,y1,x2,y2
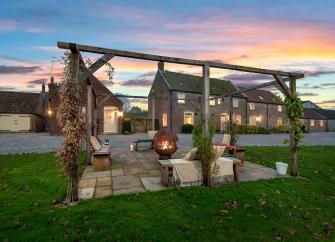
[{"x1": 0, "y1": 132, "x2": 334, "y2": 154}]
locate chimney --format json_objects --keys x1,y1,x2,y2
[
  {"x1": 158, "y1": 61, "x2": 164, "y2": 72},
  {"x1": 41, "y1": 82, "x2": 45, "y2": 93},
  {"x1": 50, "y1": 76, "x2": 54, "y2": 84}
]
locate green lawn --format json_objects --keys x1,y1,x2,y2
[{"x1": 0, "y1": 147, "x2": 334, "y2": 241}]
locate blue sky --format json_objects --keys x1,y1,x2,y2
[{"x1": 0, "y1": 0, "x2": 335, "y2": 109}]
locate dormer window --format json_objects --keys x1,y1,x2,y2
[
  {"x1": 209, "y1": 96, "x2": 215, "y2": 106},
  {"x1": 258, "y1": 96, "x2": 264, "y2": 100},
  {"x1": 177, "y1": 92, "x2": 185, "y2": 104}
]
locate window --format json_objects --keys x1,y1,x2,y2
[
  {"x1": 277, "y1": 118, "x2": 282, "y2": 125},
  {"x1": 162, "y1": 113, "x2": 168, "y2": 127},
  {"x1": 277, "y1": 105, "x2": 282, "y2": 112},
  {"x1": 258, "y1": 96, "x2": 264, "y2": 100},
  {"x1": 177, "y1": 92, "x2": 185, "y2": 104},
  {"x1": 209, "y1": 96, "x2": 216, "y2": 106},
  {"x1": 184, "y1": 112, "x2": 194, "y2": 125},
  {"x1": 233, "y1": 114, "x2": 242, "y2": 125},
  {"x1": 310, "y1": 119, "x2": 314, "y2": 127},
  {"x1": 217, "y1": 98, "x2": 222, "y2": 105},
  {"x1": 233, "y1": 98, "x2": 239, "y2": 108},
  {"x1": 249, "y1": 116, "x2": 256, "y2": 125},
  {"x1": 320, "y1": 120, "x2": 324, "y2": 127},
  {"x1": 249, "y1": 102, "x2": 256, "y2": 110}
]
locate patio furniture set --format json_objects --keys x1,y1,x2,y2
[{"x1": 89, "y1": 133, "x2": 246, "y2": 187}]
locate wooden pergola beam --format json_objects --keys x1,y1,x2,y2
[
  {"x1": 58, "y1": 41, "x2": 304, "y2": 78},
  {"x1": 79, "y1": 53, "x2": 114, "y2": 84},
  {"x1": 273, "y1": 74, "x2": 292, "y2": 99}
]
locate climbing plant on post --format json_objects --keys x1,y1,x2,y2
[
  {"x1": 57, "y1": 50, "x2": 85, "y2": 203},
  {"x1": 284, "y1": 78, "x2": 304, "y2": 177}
]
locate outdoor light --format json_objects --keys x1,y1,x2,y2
[
  {"x1": 47, "y1": 109, "x2": 52, "y2": 117},
  {"x1": 153, "y1": 130, "x2": 178, "y2": 159},
  {"x1": 256, "y1": 116, "x2": 261, "y2": 122},
  {"x1": 118, "y1": 111, "x2": 123, "y2": 117}
]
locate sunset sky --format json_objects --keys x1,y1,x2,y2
[{"x1": 1, "y1": 0, "x2": 335, "y2": 109}]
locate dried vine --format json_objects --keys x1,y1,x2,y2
[{"x1": 57, "y1": 51, "x2": 85, "y2": 203}]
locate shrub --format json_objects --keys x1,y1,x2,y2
[
  {"x1": 271, "y1": 125, "x2": 290, "y2": 133},
  {"x1": 181, "y1": 124, "x2": 194, "y2": 133},
  {"x1": 122, "y1": 119, "x2": 131, "y2": 133},
  {"x1": 257, "y1": 126, "x2": 270, "y2": 134},
  {"x1": 236, "y1": 125, "x2": 258, "y2": 134},
  {"x1": 235, "y1": 125, "x2": 270, "y2": 134}
]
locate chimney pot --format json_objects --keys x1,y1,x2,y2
[{"x1": 158, "y1": 61, "x2": 164, "y2": 72}]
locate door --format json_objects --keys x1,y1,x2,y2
[
  {"x1": 220, "y1": 114, "x2": 229, "y2": 132},
  {"x1": 0, "y1": 114, "x2": 30, "y2": 132},
  {"x1": 104, "y1": 107, "x2": 118, "y2": 133}
]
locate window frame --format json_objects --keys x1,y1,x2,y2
[
  {"x1": 183, "y1": 111, "x2": 194, "y2": 125},
  {"x1": 277, "y1": 105, "x2": 282, "y2": 112},
  {"x1": 249, "y1": 102, "x2": 256, "y2": 111},
  {"x1": 177, "y1": 92, "x2": 185, "y2": 104},
  {"x1": 162, "y1": 113, "x2": 168, "y2": 127},
  {"x1": 209, "y1": 96, "x2": 216, "y2": 106},
  {"x1": 232, "y1": 98, "x2": 239, "y2": 108}
]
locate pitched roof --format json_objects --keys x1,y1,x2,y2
[
  {"x1": 243, "y1": 89, "x2": 283, "y2": 104},
  {"x1": 158, "y1": 70, "x2": 246, "y2": 98},
  {"x1": 0, "y1": 91, "x2": 42, "y2": 114},
  {"x1": 303, "y1": 108, "x2": 327, "y2": 120},
  {"x1": 310, "y1": 108, "x2": 335, "y2": 119}
]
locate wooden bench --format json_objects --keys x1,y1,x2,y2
[
  {"x1": 133, "y1": 139, "x2": 154, "y2": 151},
  {"x1": 93, "y1": 145, "x2": 111, "y2": 171}
]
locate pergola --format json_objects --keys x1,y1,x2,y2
[{"x1": 57, "y1": 41, "x2": 304, "y2": 177}]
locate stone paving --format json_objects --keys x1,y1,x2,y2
[
  {"x1": 78, "y1": 148, "x2": 284, "y2": 199},
  {"x1": 1, "y1": 132, "x2": 335, "y2": 154}
]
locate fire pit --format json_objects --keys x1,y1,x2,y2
[{"x1": 153, "y1": 130, "x2": 178, "y2": 159}]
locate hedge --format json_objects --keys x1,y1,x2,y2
[
  {"x1": 271, "y1": 125, "x2": 290, "y2": 133},
  {"x1": 181, "y1": 124, "x2": 194, "y2": 133},
  {"x1": 235, "y1": 124, "x2": 270, "y2": 134}
]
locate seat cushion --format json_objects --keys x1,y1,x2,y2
[
  {"x1": 184, "y1": 148, "x2": 198, "y2": 161},
  {"x1": 90, "y1": 136, "x2": 101, "y2": 151}
]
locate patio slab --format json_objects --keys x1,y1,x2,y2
[
  {"x1": 140, "y1": 176, "x2": 167, "y2": 192},
  {"x1": 79, "y1": 188, "x2": 95, "y2": 200},
  {"x1": 79, "y1": 178, "x2": 97, "y2": 189},
  {"x1": 113, "y1": 187, "x2": 146, "y2": 195},
  {"x1": 112, "y1": 175, "x2": 142, "y2": 190},
  {"x1": 95, "y1": 186, "x2": 112, "y2": 198},
  {"x1": 96, "y1": 177, "x2": 112, "y2": 187},
  {"x1": 111, "y1": 168, "x2": 124, "y2": 177}
]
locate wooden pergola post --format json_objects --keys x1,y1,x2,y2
[
  {"x1": 86, "y1": 84, "x2": 93, "y2": 165},
  {"x1": 152, "y1": 96, "x2": 155, "y2": 131},
  {"x1": 202, "y1": 64, "x2": 210, "y2": 134},
  {"x1": 70, "y1": 50, "x2": 80, "y2": 202},
  {"x1": 289, "y1": 78, "x2": 298, "y2": 176}
]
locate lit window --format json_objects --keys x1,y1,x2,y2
[
  {"x1": 177, "y1": 92, "x2": 185, "y2": 104},
  {"x1": 320, "y1": 120, "x2": 324, "y2": 127},
  {"x1": 249, "y1": 116, "x2": 256, "y2": 125},
  {"x1": 162, "y1": 113, "x2": 168, "y2": 127},
  {"x1": 184, "y1": 112, "x2": 194, "y2": 125},
  {"x1": 217, "y1": 98, "x2": 222, "y2": 105},
  {"x1": 278, "y1": 105, "x2": 282, "y2": 112},
  {"x1": 277, "y1": 118, "x2": 282, "y2": 125},
  {"x1": 249, "y1": 102, "x2": 256, "y2": 110},
  {"x1": 209, "y1": 96, "x2": 215, "y2": 106},
  {"x1": 233, "y1": 114, "x2": 242, "y2": 125},
  {"x1": 233, "y1": 98, "x2": 239, "y2": 108},
  {"x1": 310, "y1": 119, "x2": 314, "y2": 127}
]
